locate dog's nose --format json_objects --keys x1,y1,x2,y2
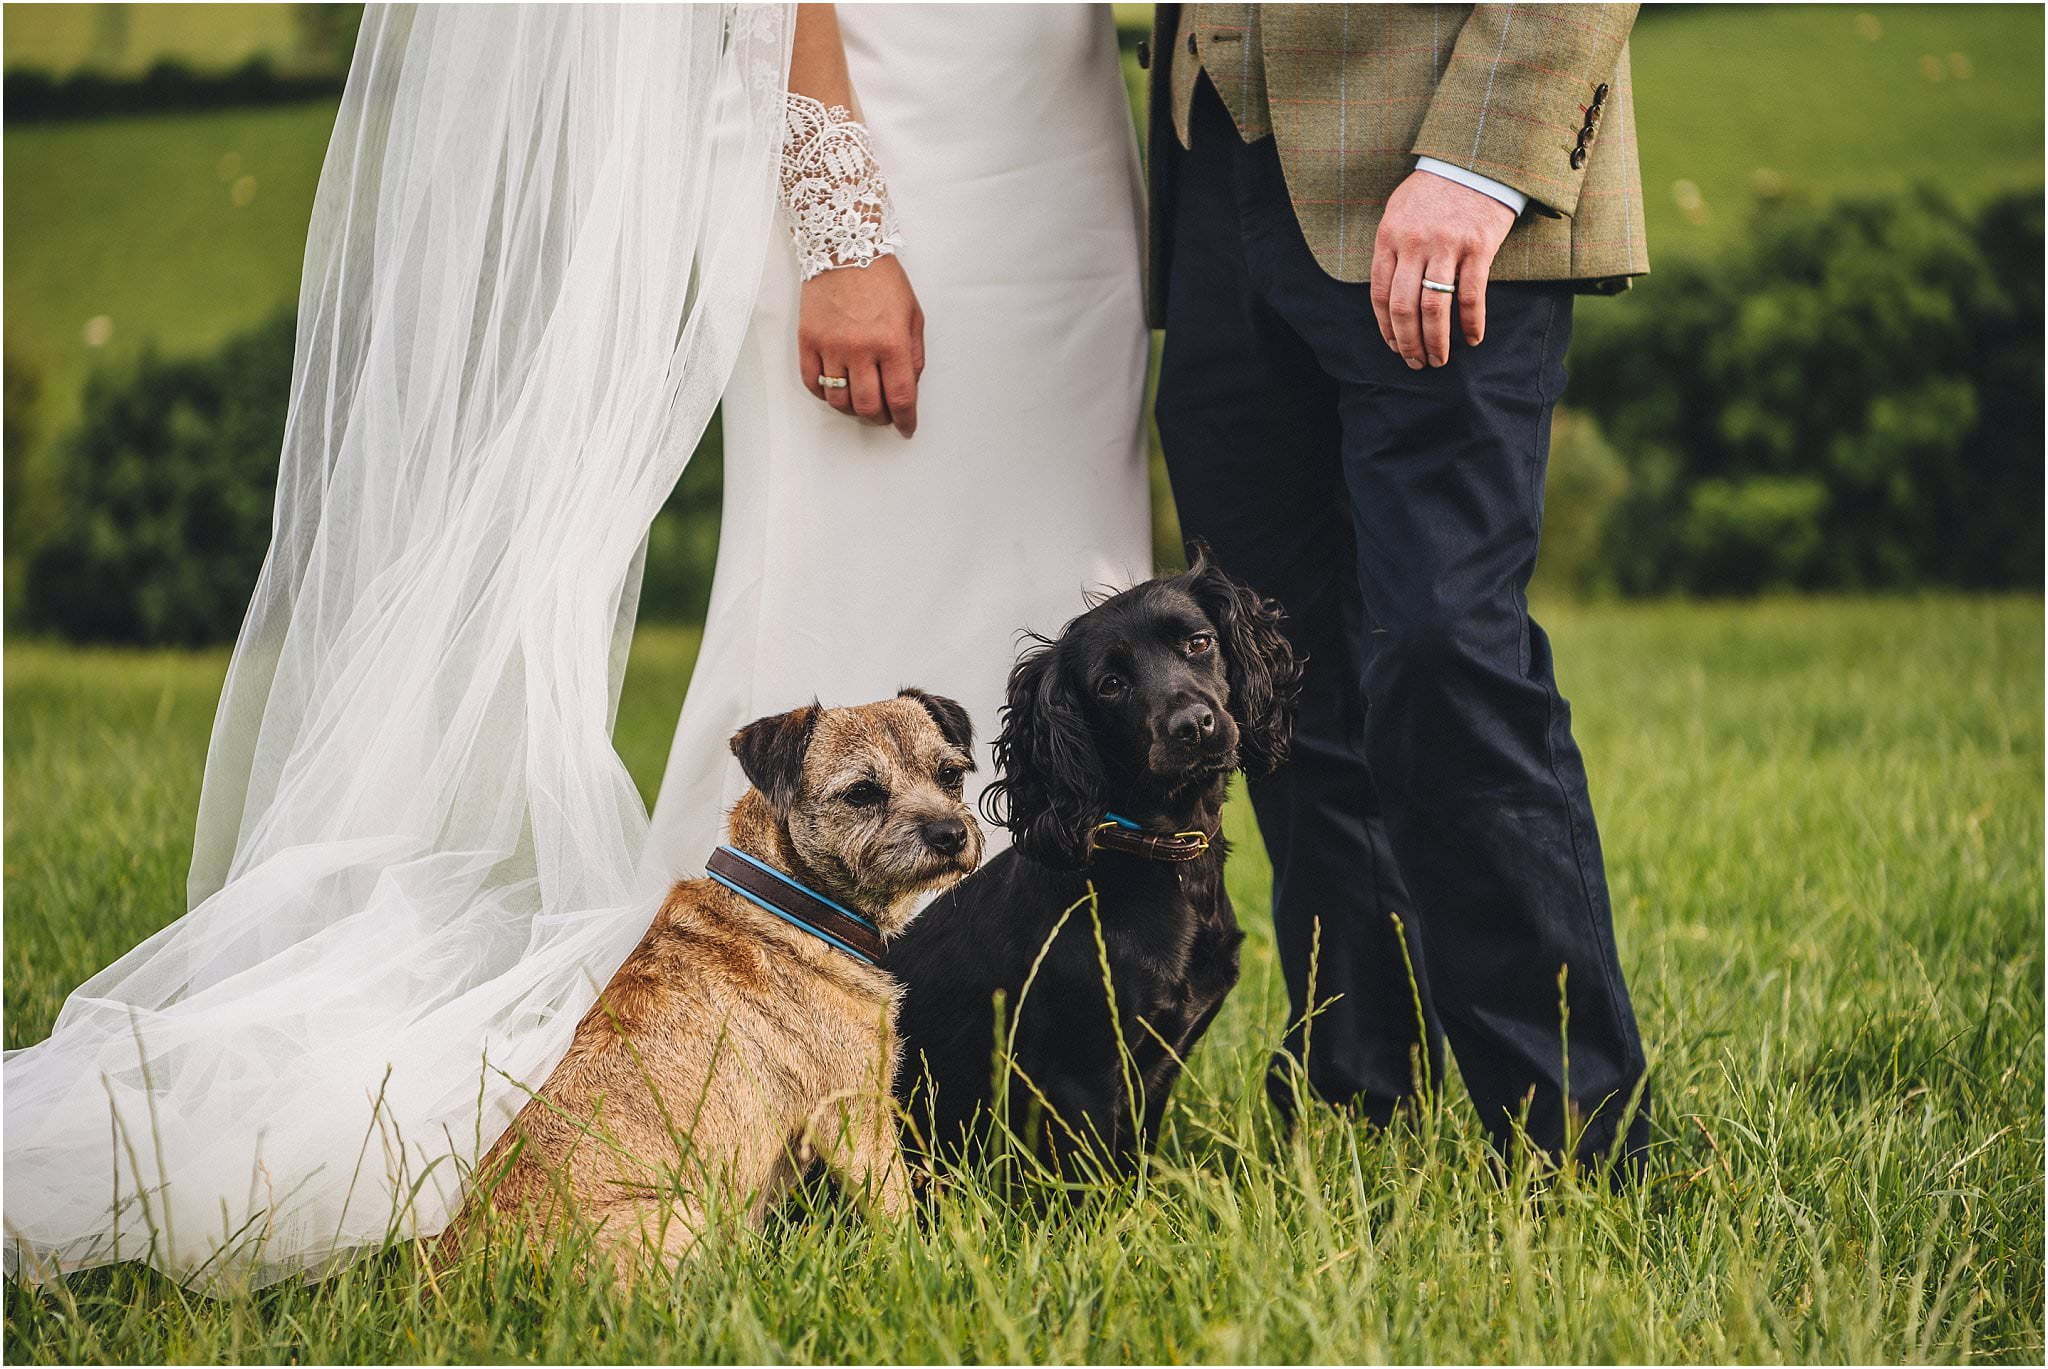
[
  {"x1": 920, "y1": 817, "x2": 968, "y2": 855},
  {"x1": 1168, "y1": 703, "x2": 1217, "y2": 746}
]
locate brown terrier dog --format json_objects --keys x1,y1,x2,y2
[{"x1": 456, "y1": 689, "x2": 982, "y2": 1280}]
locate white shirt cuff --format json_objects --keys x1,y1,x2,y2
[{"x1": 1414, "y1": 157, "x2": 1529, "y2": 216}]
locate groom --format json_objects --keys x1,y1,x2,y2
[{"x1": 1145, "y1": 3, "x2": 1651, "y2": 1171}]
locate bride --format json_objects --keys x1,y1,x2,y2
[
  {"x1": 3, "y1": 2, "x2": 1147, "y2": 1287},
  {"x1": 646, "y1": 1, "x2": 1149, "y2": 874}
]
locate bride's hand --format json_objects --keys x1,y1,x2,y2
[{"x1": 800, "y1": 257, "x2": 925, "y2": 439}]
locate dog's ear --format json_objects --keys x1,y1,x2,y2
[
  {"x1": 1183, "y1": 540, "x2": 1302, "y2": 776},
  {"x1": 729, "y1": 702, "x2": 822, "y2": 816},
  {"x1": 981, "y1": 638, "x2": 1103, "y2": 868},
  {"x1": 897, "y1": 687, "x2": 974, "y2": 757}
]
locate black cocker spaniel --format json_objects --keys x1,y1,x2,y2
[{"x1": 887, "y1": 545, "x2": 1300, "y2": 1178}]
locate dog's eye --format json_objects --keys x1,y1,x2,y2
[
  {"x1": 841, "y1": 781, "x2": 887, "y2": 808},
  {"x1": 1096, "y1": 674, "x2": 1125, "y2": 700},
  {"x1": 936, "y1": 763, "x2": 965, "y2": 791},
  {"x1": 1185, "y1": 633, "x2": 1216, "y2": 656}
]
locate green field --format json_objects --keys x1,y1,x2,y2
[
  {"x1": 5, "y1": 596, "x2": 2041, "y2": 1363},
  {"x1": 1630, "y1": 3, "x2": 2044, "y2": 260},
  {"x1": 2, "y1": 3, "x2": 307, "y2": 77},
  {"x1": 5, "y1": 3, "x2": 2042, "y2": 460},
  {"x1": 2, "y1": 99, "x2": 333, "y2": 444}
]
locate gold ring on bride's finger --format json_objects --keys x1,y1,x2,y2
[{"x1": 817, "y1": 374, "x2": 849, "y2": 390}]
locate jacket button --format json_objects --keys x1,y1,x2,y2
[
  {"x1": 1137, "y1": 39, "x2": 1151, "y2": 69},
  {"x1": 1594, "y1": 82, "x2": 1610, "y2": 104},
  {"x1": 1188, "y1": 32, "x2": 1199, "y2": 56},
  {"x1": 1570, "y1": 146, "x2": 1589, "y2": 170}
]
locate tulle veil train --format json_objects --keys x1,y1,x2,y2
[{"x1": 3, "y1": 3, "x2": 795, "y2": 1288}]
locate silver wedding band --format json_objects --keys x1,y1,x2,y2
[
  {"x1": 1421, "y1": 278, "x2": 1457, "y2": 294},
  {"x1": 817, "y1": 374, "x2": 849, "y2": 390}
]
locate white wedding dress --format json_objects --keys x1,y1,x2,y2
[{"x1": 644, "y1": 3, "x2": 1152, "y2": 877}]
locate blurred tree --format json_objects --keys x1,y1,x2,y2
[
  {"x1": 1533, "y1": 408, "x2": 1630, "y2": 598},
  {"x1": 1945, "y1": 192, "x2": 2046, "y2": 587},
  {"x1": 22, "y1": 309, "x2": 724, "y2": 644},
  {"x1": 5, "y1": 345, "x2": 44, "y2": 551},
  {"x1": 5, "y1": 344, "x2": 47, "y2": 622},
  {"x1": 637, "y1": 424, "x2": 726, "y2": 627},
  {"x1": 292, "y1": 5, "x2": 364, "y2": 75},
  {"x1": 25, "y1": 315, "x2": 295, "y2": 644},
  {"x1": 1572, "y1": 186, "x2": 2044, "y2": 594}
]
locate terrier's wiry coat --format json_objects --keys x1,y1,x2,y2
[{"x1": 453, "y1": 690, "x2": 982, "y2": 1280}]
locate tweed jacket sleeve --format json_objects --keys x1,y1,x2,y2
[{"x1": 1410, "y1": 3, "x2": 1639, "y2": 218}]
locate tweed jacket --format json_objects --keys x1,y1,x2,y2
[{"x1": 1143, "y1": 3, "x2": 1649, "y2": 323}]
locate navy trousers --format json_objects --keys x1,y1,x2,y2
[{"x1": 1156, "y1": 83, "x2": 1649, "y2": 1168}]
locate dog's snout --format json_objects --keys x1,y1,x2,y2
[
  {"x1": 1168, "y1": 702, "x2": 1217, "y2": 746},
  {"x1": 920, "y1": 816, "x2": 969, "y2": 856}
]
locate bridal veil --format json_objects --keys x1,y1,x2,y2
[{"x1": 4, "y1": 3, "x2": 793, "y2": 1287}]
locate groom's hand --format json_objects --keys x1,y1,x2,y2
[
  {"x1": 800, "y1": 256, "x2": 926, "y2": 439},
  {"x1": 1369, "y1": 171, "x2": 1517, "y2": 369}
]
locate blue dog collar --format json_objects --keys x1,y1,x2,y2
[{"x1": 705, "y1": 845, "x2": 881, "y2": 965}]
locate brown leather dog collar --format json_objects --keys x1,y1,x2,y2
[
  {"x1": 1090, "y1": 814, "x2": 1215, "y2": 863},
  {"x1": 706, "y1": 845, "x2": 883, "y2": 965}
]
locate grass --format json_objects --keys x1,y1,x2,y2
[
  {"x1": 5, "y1": 595, "x2": 2042, "y2": 1363},
  {"x1": 2, "y1": 98, "x2": 335, "y2": 442},
  {"x1": 1628, "y1": 4, "x2": 2044, "y2": 260}
]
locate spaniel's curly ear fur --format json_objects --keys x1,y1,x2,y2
[
  {"x1": 1180, "y1": 541, "x2": 1302, "y2": 776},
  {"x1": 980, "y1": 637, "x2": 1104, "y2": 869},
  {"x1": 729, "y1": 702, "x2": 821, "y2": 817}
]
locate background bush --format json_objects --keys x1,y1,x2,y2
[
  {"x1": 16, "y1": 181, "x2": 2042, "y2": 643},
  {"x1": 3, "y1": 57, "x2": 346, "y2": 123},
  {"x1": 4, "y1": 4, "x2": 356, "y2": 121},
  {"x1": 23, "y1": 313, "x2": 295, "y2": 644},
  {"x1": 19, "y1": 307, "x2": 724, "y2": 643},
  {"x1": 1571, "y1": 186, "x2": 2044, "y2": 595},
  {"x1": 1530, "y1": 408, "x2": 1631, "y2": 599},
  {"x1": 3, "y1": 344, "x2": 44, "y2": 595}
]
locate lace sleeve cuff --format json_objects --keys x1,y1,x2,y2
[{"x1": 779, "y1": 93, "x2": 902, "y2": 281}]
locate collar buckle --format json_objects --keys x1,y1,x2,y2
[{"x1": 1090, "y1": 814, "x2": 1216, "y2": 864}]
